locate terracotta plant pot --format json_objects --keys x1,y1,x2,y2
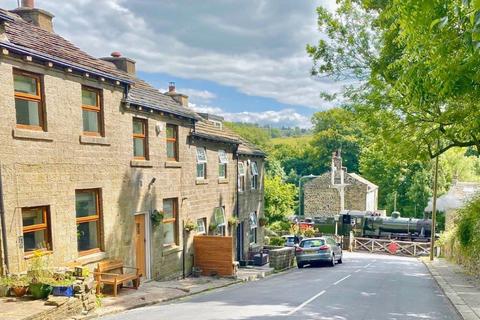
[{"x1": 12, "y1": 286, "x2": 27, "y2": 297}]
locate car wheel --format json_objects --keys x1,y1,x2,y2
[
  {"x1": 329, "y1": 255, "x2": 335, "y2": 267},
  {"x1": 297, "y1": 262, "x2": 304, "y2": 269},
  {"x1": 338, "y1": 257, "x2": 343, "y2": 264}
]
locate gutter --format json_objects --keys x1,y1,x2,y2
[
  {"x1": 0, "y1": 164, "x2": 8, "y2": 274},
  {"x1": 0, "y1": 42, "x2": 132, "y2": 85}
]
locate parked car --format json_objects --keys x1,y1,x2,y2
[
  {"x1": 282, "y1": 234, "x2": 302, "y2": 247},
  {"x1": 295, "y1": 236, "x2": 343, "y2": 268}
]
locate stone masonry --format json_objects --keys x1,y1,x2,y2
[{"x1": 303, "y1": 152, "x2": 378, "y2": 218}]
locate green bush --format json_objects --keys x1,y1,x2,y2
[
  {"x1": 452, "y1": 196, "x2": 480, "y2": 274},
  {"x1": 269, "y1": 221, "x2": 291, "y2": 232},
  {"x1": 269, "y1": 237, "x2": 285, "y2": 246}
]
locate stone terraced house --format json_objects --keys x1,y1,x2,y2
[{"x1": 0, "y1": 1, "x2": 265, "y2": 279}]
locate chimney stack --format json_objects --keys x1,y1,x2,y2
[
  {"x1": 11, "y1": 0, "x2": 55, "y2": 33},
  {"x1": 331, "y1": 150, "x2": 343, "y2": 185},
  {"x1": 165, "y1": 82, "x2": 189, "y2": 107},
  {"x1": 100, "y1": 52, "x2": 136, "y2": 75}
]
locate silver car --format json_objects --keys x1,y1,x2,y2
[{"x1": 295, "y1": 237, "x2": 343, "y2": 268}]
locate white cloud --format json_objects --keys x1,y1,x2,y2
[
  {"x1": 190, "y1": 103, "x2": 312, "y2": 129},
  {"x1": 180, "y1": 89, "x2": 217, "y2": 103},
  {"x1": 0, "y1": 0, "x2": 341, "y2": 111}
]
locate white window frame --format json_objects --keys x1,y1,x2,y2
[
  {"x1": 218, "y1": 150, "x2": 228, "y2": 164},
  {"x1": 238, "y1": 162, "x2": 246, "y2": 192},
  {"x1": 196, "y1": 147, "x2": 207, "y2": 179},
  {"x1": 251, "y1": 161, "x2": 259, "y2": 176},
  {"x1": 249, "y1": 212, "x2": 258, "y2": 229},
  {"x1": 196, "y1": 147, "x2": 207, "y2": 163},
  {"x1": 214, "y1": 207, "x2": 226, "y2": 227},
  {"x1": 196, "y1": 218, "x2": 206, "y2": 234}
]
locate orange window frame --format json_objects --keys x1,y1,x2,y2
[
  {"x1": 81, "y1": 86, "x2": 103, "y2": 136},
  {"x1": 162, "y1": 198, "x2": 178, "y2": 245},
  {"x1": 76, "y1": 189, "x2": 102, "y2": 256},
  {"x1": 13, "y1": 69, "x2": 45, "y2": 131},
  {"x1": 166, "y1": 124, "x2": 178, "y2": 161},
  {"x1": 22, "y1": 206, "x2": 51, "y2": 254},
  {"x1": 133, "y1": 118, "x2": 148, "y2": 160}
]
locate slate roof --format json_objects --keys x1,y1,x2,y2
[
  {"x1": 0, "y1": 8, "x2": 198, "y2": 120},
  {"x1": 193, "y1": 117, "x2": 266, "y2": 157},
  {"x1": 0, "y1": 8, "x2": 130, "y2": 83},
  {"x1": 125, "y1": 80, "x2": 199, "y2": 120},
  {"x1": 193, "y1": 120, "x2": 240, "y2": 145}
]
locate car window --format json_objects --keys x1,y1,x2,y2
[{"x1": 300, "y1": 239, "x2": 325, "y2": 248}]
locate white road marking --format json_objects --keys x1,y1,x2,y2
[
  {"x1": 286, "y1": 290, "x2": 326, "y2": 316},
  {"x1": 355, "y1": 269, "x2": 361, "y2": 273},
  {"x1": 363, "y1": 262, "x2": 373, "y2": 268},
  {"x1": 334, "y1": 274, "x2": 351, "y2": 285}
]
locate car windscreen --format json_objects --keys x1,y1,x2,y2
[
  {"x1": 300, "y1": 239, "x2": 325, "y2": 248},
  {"x1": 285, "y1": 237, "x2": 295, "y2": 243}
]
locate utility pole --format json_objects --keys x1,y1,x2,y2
[{"x1": 429, "y1": 147, "x2": 440, "y2": 261}]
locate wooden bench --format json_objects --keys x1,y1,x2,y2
[{"x1": 94, "y1": 259, "x2": 140, "y2": 296}]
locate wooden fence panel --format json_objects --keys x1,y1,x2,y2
[{"x1": 194, "y1": 235, "x2": 234, "y2": 276}]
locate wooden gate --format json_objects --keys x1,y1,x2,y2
[{"x1": 353, "y1": 237, "x2": 431, "y2": 257}]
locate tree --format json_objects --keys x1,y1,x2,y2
[
  {"x1": 264, "y1": 176, "x2": 297, "y2": 223},
  {"x1": 308, "y1": 0, "x2": 480, "y2": 161},
  {"x1": 310, "y1": 108, "x2": 363, "y2": 173}
]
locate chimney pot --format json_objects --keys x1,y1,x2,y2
[
  {"x1": 111, "y1": 51, "x2": 122, "y2": 58},
  {"x1": 21, "y1": 0, "x2": 34, "y2": 8},
  {"x1": 168, "y1": 82, "x2": 176, "y2": 92}
]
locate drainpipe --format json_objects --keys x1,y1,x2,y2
[{"x1": 0, "y1": 164, "x2": 9, "y2": 274}]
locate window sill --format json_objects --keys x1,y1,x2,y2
[
  {"x1": 74, "y1": 251, "x2": 107, "y2": 265},
  {"x1": 196, "y1": 179, "x2": 208, "y2": 185},
  {"x1": 218, "y1": 178, "x2": 229, "y2": 184},
  {"x1": 79, "y1": 135, "x2": 110, "y2": 146},
  {"x1": 13, "y1": 128, "x2": 53, "y2": 141},
  {"x1": 131, "y1": 160, "x2": 153, "y2": 168},
  {"x1": 162, "y1": 245, "x2": 182, "y2": 256},
  {"x1": 24, "y1": 250, "x2": 52, "y2": 260},
  {"x1": 165, "y1": 161, "x2": 182, "y2": 168}
]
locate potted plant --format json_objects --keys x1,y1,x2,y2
[
  {"x1": 258, "y1": 216, "x2": 268, "y2": 227},
  {"x1": 28, "y1": 250, "x2": 53, "y2": 299},
  {"x1": 228, "y1": 216, "x2": 239, "y2": 227},
  {"x1": 0, "y1": 276, "x2": 12, "y2": 297},
  {"x1": 10, "y1": 275, "x2": 30, "y2": 297},
  {"x1": 208, "y1": 222, "x2": 218, "y2": 234},
  {"x1": 184, "y1": 219, "x2": 196, "y2": 232},
  {"x1": 48, "y1": 274, "x2": 75, "y2": 297},
  {"x1": 151, "y1": 210, "x2": 164, "y2": 228}
]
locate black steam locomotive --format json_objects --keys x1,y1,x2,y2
[{"x1": 311, "y1": 211, "x2": 432, "y2": 241}]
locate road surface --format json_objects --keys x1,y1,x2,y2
[{"x1": 102, "y1": 252, "x2": 460, "y2": 320}]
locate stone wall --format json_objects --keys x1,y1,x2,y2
[
  {"x1": 237, "y1": 155, "x2": 265, "y2": 262},
  {"x1": 267, "y1": 247, "x2": 295, "y2": 271},
  {"x1": 0, "y1": 56, "x2": 242, "y2": 280},
  {"x1": 303, "y1": 172, "x2": 368, "y2": 217}
]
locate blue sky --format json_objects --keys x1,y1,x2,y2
[{"x1": 0, "y1": 0, "x2": 339, "y2": 128}]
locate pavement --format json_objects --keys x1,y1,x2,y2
[
  {"x1": 102, "y1": 252, "x2": 460, "y2": 320},
  {"x1": 0, "y1": 265, "x2": 275, "y2": 320},
  {"x1": 423, "y1": 258, "x2": 480, "y2": 320},
  {"x1": 78, "y1": 264, "x2": 275, "y2": 319}
]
